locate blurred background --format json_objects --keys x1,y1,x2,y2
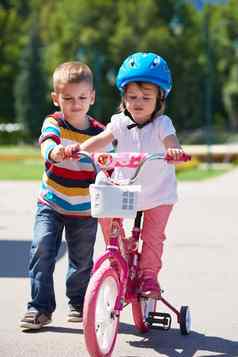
[{"x1": 0, "y1": 0, "x2": 238, "y2": 175}]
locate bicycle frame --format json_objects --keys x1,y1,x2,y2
[
  {"x1": 82, "y1": 151, "x2": 192, "y2": 357},
  {"x1": 92, "y1": 218, "x2": 129, "y2": 313},
  {"x1": 82, "y1": 151, "x2": 191, "y2": 313},
  {"x1": 92, "y1": 218, "x2": 143, "y2": 312}
]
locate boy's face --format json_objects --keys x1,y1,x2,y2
[
  {"x1": 124, "y1": 83, "x2": 158, "y2": 124},
  {"x1": 51, "y1": 81, "x2": 95, "y2": 124}
]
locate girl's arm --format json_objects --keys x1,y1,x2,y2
[
  {"x1": 81, "y1": 129, "x2": 114, "y2": 153},
  {"x1": 163, "y1": 134, "x2": 181, "y2": 149},
  {"x1": 163, "y1": 134, "x2": 184, "y2": 160}
]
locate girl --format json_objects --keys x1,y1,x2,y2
[{"x1": 81, "y1": 52, "x2": 185, "y2": 298}]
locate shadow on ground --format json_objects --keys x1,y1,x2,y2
[
  {"x1": 0, "y1": 240, "x2": 66, "y2": 278},
  {"x1": 23, "y1": 323, "x2": 238, "y2": 355},
  {"x1": 119, "y1": 322, "x2": 238, "y2": 357},
  {"x1": 22, "y1": 325, "x2": 83, "y2": 334}
]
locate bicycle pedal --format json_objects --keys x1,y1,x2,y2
[{"x1": 146, "y1": 312, "x2": 172, "y2": 330}]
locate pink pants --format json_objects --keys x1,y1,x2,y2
[{"x1": 99, "y1": 204, "x2": 173, "y2": 278}]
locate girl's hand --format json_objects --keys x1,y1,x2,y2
[
  {"x1": 163, "y1": 135, "x2": 191, "y2": 162},
  {"x1": 166, "y1": 148, "x2": 185, "y2": 162}
]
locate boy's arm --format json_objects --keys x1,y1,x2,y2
[
  {"x1": 81, "y1": 130, "x2": 114, "y2": 153},
  {"x1": 41, "y1": 139, "x2": 66, "y2": 163},
  {"x1": 41, "y1": 139, "x2": 81, "y2": 163},
  {"x1": 39, "y1": 115, "x2": 66, "y2": 163},
  {"x1": 39, "y1": 115, "x2": 81, "y2": 163},
  {"x1": 40, "y1": 138, "x2": 64, "y2": 163}
]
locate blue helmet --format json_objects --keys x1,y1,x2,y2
[{"x1": 116, "y1": 52, "x2": 172, "y2": 97}]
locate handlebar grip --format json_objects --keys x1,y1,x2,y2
[{"x1": 165, "y1": 153, "x2": 192, "y2": 162}]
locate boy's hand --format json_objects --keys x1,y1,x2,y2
[
  {"x1": 49, "y1": 145, "x2": 66, "y2": 163},
  {"x1": 64, "y1": 143, "x2": 81, "y2": 159},
  {"x1": 49, "y1": 143, "x2": 81, "y2": 163}
]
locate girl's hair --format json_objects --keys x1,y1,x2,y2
[
  {"x1": 118, "y1": 82, "x2": 166, "y2": 118},
  {"x1": 52, "y1": 61, "x2": 94, "y2": 92}
]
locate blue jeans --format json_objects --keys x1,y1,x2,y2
[{"x1": 27, "y1": 203, "x2": 97, "y2": 314}]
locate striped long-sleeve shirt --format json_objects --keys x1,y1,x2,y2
[{"x1": 38, "y1": 111, "x2": 105, "y2": 216}]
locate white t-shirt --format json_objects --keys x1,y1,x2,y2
[{"x1": 107, "y1": 112, "x2": 178, "y2": 210}]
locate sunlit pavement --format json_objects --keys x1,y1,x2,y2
[{"x1": 0, "y1": 171, "x2": 238, "y2": 356}]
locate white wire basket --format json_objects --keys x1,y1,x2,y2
[{"x1": 89, "y1": 184, "x2": 141, "y2": 218}]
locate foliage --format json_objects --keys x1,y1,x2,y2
[
  {"x1": 223, "y1": 65, "x2": 238, "y2": 130},
  {"x1": 0, "y1": 128, "x2": 25, "y2": 145},
  {"x1": 0, "y1": 0, "x2": 238, "y2": 142},
  {"x1": 0, "y1": 2, "x2": 27, "y2": 122},
  {"x1": 14, "y1": 15, "x2": 48, "y2": 141}
]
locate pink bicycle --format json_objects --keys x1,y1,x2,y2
[{"x1": 80, "y1": 151, "x2": 192, "y2": 357}]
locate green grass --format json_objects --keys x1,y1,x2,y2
[
  {"x1": 0, "y1": 145, "x2": 42, "y2": 180},
  {"x1": 0, "y1": 160, "x2": 43, "y2": 180},
  {"x1": 176, "y1": 167, "x2": 232, "y2": 181}
]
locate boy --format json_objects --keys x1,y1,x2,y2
[{"x1": 20, "y1": 61, "x2": 104, "y2": 330}]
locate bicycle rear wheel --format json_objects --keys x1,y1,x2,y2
[
  {"x1": 131, "y1": 296, "x2": 157, "y2": 333},
  {"x1": 83, "y1": 266, "x2": 120, "y2": 357}
]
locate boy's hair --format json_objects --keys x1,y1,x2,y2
[{"x1": 52, "y1": 61, "x2": 94, "y2": 92}]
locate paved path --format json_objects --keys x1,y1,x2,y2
[{"x1": 0, "y1": 170, "x2": 238, "y2": 357}]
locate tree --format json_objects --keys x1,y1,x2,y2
[
  {"x1": 15, "y1": 18, "x2": 48, "y2": 142},
  {"x1": 0, "y1": 3, "x2": 27, "y2": 122},
  {"x1": 223, "y1": 64, "x2": 238, "y2": 130},
  {"x1": 1, "y1": 0, "x2": 237, "y2": 141},
  {"x1": 213, "y1": 0, "x2": 238, "y2": 130}
]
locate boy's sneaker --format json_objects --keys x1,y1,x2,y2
[
  {"x1": 20, "y1": 309, "x2": 52, "y2": 330},
  {"x1": 67, "y1": 304, "x2": 83, "y2": 322},
  {"x1": 140, "y1": 276, "x2": 161, "y2": 299}
]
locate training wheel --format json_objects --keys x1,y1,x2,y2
[{"x1": 179, "y1": 306, "x2": 191, "y2": 335}]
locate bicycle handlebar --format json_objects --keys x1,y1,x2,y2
[{"x1": 77, "y1": 151, "x2": 191, "y2": 185}]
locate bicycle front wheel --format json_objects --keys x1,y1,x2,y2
[
  {"x1": 83, "y1": 266, "x2": 120, "y2": 357},
  {"x1": 131, "y1": 296, "x2": 157, "y2": 333}
]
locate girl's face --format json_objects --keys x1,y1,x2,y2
[
  {"x1": 124, "y1": 82, "x2": 159, "y2": 124},
  {"x1": 51, "y1": 82, "x2": 95, "y2": 125}
]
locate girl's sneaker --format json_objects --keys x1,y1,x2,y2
[
  {"x1": 140, "y1": 276, "x2": 161, "y2": 299},
  {"x1": 20, "y1": 309, "x2": 52, "y2": 330}
]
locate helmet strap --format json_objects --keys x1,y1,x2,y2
[
  {"x1": 125, "y1": 90, "x2": 165, "y2": 130},
  {"x1": 125, "y1": 109, "x2": 143, "y2": 129},
  {"x1": 125, "y1": 109, "x2": 154, "y2": 130}
]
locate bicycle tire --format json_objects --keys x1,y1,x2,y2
[
  {"x1": 83, "y1": 266, "x2": 120, "y2": 357},
  {"x1": 131, "y1": 296, "x2": 157, "y2": 333},
  {"x1": 179, "y1": 305, "x2": 191, "y2": 335}
]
